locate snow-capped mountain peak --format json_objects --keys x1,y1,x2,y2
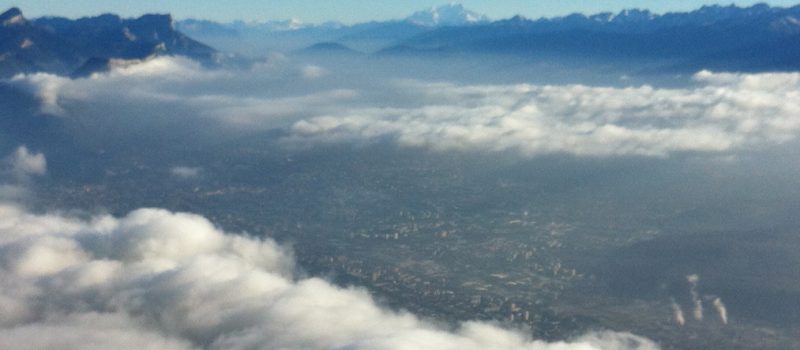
[
  {"x1": 1, "y1": 7, "x2": 26, "y2": 27},
  {"x1": 770, "y1": 15, "x2": 800, "y2": 35},
  {"x1": 406, "y1": 3, "x2": 489, "y2": 27}
]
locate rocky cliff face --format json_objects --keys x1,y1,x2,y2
[{"x1": 0, "y1": 8, "x2": 217, "y2": 77}]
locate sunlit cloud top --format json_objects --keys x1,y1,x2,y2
[{"x1": 11, "y1": 57, "x2": 800, "y2": 158}]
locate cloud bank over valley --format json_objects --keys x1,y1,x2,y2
[
  {"x1": 8, "y1": 57, "x2": 800, "y2": 158},
  {"x1": 4, "y1": 53, "x2": 800, "y2": 350}
]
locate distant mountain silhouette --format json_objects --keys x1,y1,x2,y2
[
  {"x1": 177, "y1": 4, "x2": 491, "y2": 54},
  {"x1": 175, "y1": 3, "x2": 800, "y2": 71},
  {"x1": 382, "y1": 4, "x2": 800, "y2": 71},
  {"x1": 0, "y1": 8, "x2": 82, "y2": 76},
  {"x1": 6, "y1": 4, "x2": 800, "y2": 74},
  {"x1": 175, "y1": 18, "x2": 241, "y2": 37},
  {"x1": 0, "y1": 8, "x2": 217, "y2": 77},
  {"x1": 294, "y1": 42, "x2": 363, "y2": 56}
]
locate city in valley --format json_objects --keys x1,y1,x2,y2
[{"x1": 3, "y1": 2, "x2": 800, "y2": 350}]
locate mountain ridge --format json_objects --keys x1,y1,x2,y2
[
  {"x1": 380, "y1": 3, "x2": 800, "y2": 71},
  {"x1": 5, "y1": 3, "x2": 800, "y2": 75},
  {"x1": 0, "y1": 8, "x2": 217, "y2": 77}
]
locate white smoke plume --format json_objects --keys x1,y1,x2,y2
[
  {"x1": 713, "y1": 297, "x2": 728, "y2": 325},
  {"x1": 0, "y1": 203, "x2": 660, "y2": 350},
  {"x1": 687, "y1": 274, "x2": 703, "y2": 321},
  {"x1": 670, "y1": 299, "x2": 685, "y2": 327},
  {"x1": 170, "y1": 166, "x2": 201, "y2": 179}
]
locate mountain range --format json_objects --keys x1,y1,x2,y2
[
  {"x1": 178, "y1": 3, "x2": 487, "y2": 37},
  {"x1": 175, "y1": 3, "x2": 489, "y2": 54},
  {"x1": 3, "y1": 3, "x2": 800, "y2": 77},
  {"x1": 0, "y1": 7, "x2": 216, "y2": 77},
  {"x1": 175, "y1": 3, "x2": 800, "y2": 71},
  {"x1": 385, "y1": 3, "x2": 800, "y2": 71}
]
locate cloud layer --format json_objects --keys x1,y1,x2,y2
[
  {"x1": 0, "y1": 203, "x2": 658, "y2": 350},
  {"x1": 9, "y1": 57, "x2": 800, "y2": 158},
  {"x1": 0, "y1": 147, "x2": 46, "y2": 201},
  {"x1": 4, "y1": 146, "x2": 46, "y2": 180},
  {"x1": 288, "y1": 73, "x2": 800, "y2": 157}
]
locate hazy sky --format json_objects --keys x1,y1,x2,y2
[{"x1": 1, "y1": 0, "x2": 798, "y2": 23}]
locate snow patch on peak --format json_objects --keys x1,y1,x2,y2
[
  {"x1": 407, "y1": 3, "x2": 489, "y2": 27},
  {"x1": 122, "y1": 27, "x2": 137, "y2": 41},
  {"x1": 1, "y1": 7, "x2": 25, "y2": 27},
  {"x1": 285, "y1": 18, "x2": 305, "y2": 30},
  {"x1": 20, "y1": 38, "x2": 33, "y2": 49},
  {"x1": 613, "y1": 9, "x2": 655, "y2": 22},
  {"x1": 770, "y1": 15, "x2": 800, "y2": 34}
]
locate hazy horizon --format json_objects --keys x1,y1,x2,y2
[{"x1": 1, "y1": 0, "x2": 799, "y2": 24}]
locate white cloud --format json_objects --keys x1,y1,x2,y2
[
  {"x1": 287, "y1": 72, "x2": 800, "y2": 157},
  {"x1": 12, "y1": 57, "x2": 800, "y2": 158},
  {"x1": 0, "y1": 203, "x2": 659, "y2": 350},
  {"x1": 0, "y1": 312, "x2": 191, "y2": 350},
  {"x1": 0, "y1": 146, "x2": 48, "y2": 203},
  {"x1": 11, "y1": 73, "x2": 69, "y2": 115},
  {"x1": 4, "y1": 146, "x2": 46, "y2": 181},
  {"x1": 8, "y1": 56, "x2": 359, "y2": 130},
  {"x1": 301, "y1": 65, "x2": 328, "y2": 79},
  {"x1": 101, "y1": 56, "x2": 211, "y2": 79}
]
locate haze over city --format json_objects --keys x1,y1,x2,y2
[{"x1": 2, "y1": 1, "x2": 800, "y2": 349}]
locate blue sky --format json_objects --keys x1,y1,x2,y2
[{"x1": 1, "y1": 0, "x2": 798, "y2": 23}]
